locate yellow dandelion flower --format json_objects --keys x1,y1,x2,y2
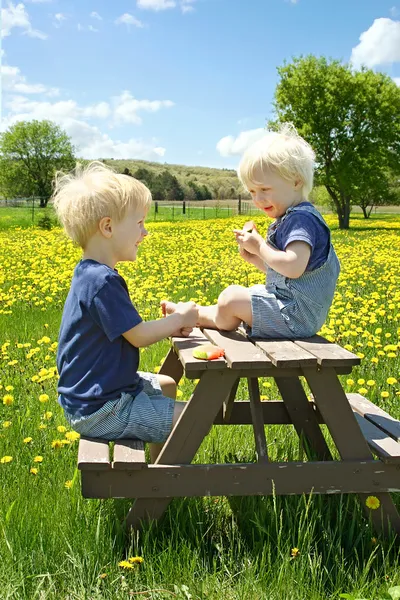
[
  {"x1": 5, "y1": 385, "x2": 14, "y2": 391},
  {"x1": 38, "y1": 424, "x2": 47, "y2": 430},
  {"x1": 98, "y1": 573, "x2": 107, "y2": 579},
  {"x1": 64, "y1": 480, "x2": 73, "y2": 489},
  {"x1": 39, "y1": 394, "x2": 49, "y2": 403},
  {"x1": 366, "y1": 380, "x2": 375, "y2": 387},
  {"x1": 128, "y1": 556, "x2": 144, "y2": 564},
  {"x1": 2, "y1": 421, "x2": 12, "y2": 428},
  {"x1": 291, "y1": 547, "x2": 300, "y2": 558},
  {"x1": 57, "y1": 425, "x2": 66, "y2": 433},
  {"x1": 23, "y1": 437, "x2": 33, "y2": 444},
  {"x1": 118, "y1": 560, "x2": 134, "y2": 569},
  {"x1": 346, "y1": 379, "x2": 354, "y2": 386},
  {"x1": 381, "y1": 391, "x2": 390, "y2": 398},
  {"x1": 358, "y1": 388, "x2": 368, "y2": 395},
  {"x1": 30, "y1": 468, "x2": 38, "y2": 475},
  {"x1": 1, "y1": 456, "x2": 13, "y2": 464},
  {"x1": 51, "y1": 439, "x2": 63, "y2": 450},
  {"x1": 366, "y1": 496, "x2": 380, "y2": 510},
  {"x1": 65, "y1": 431, "x2": 80, "y2": 441},
  {"x1": 33, "y1": 456, "x2": 43, "y2": 462},
  {"x1": 387, "y1": 377, "x2": 397, "y2": 385},
  {"x1": 44, "y1": 411, "x2": 53, "y2": 420},
  {"x1": 357, "y1": 379, "x2": 365, "y2": 386},
  {"x1": 3, "y1": 394, "x2": 14, "y2": 406}
]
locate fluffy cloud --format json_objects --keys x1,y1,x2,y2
[
  {"x1": 113, "y1": 91, "x2": 174, "y2": 124},
  {"x1": 90, "y1": 11, "x2": 102, "y2": 20},
  {"x1": 216, "y1": 128, "x2": 266, "y2": 157},
  {"x1": 115, "y1": 13, "x2": 145, "y2": 28},
  {"x1": 2, "y1": 77, "x2": 173, "y2": 160},
  {"x1": 351, "y1": 18, "x2": 400, "y2": 68},
  {"x1": 137, "y1": 0, "x2": 176, "y2": 11},
  {"x1": 1, "y1": 62, "x2": 59, "y2": 96},
  {"x1": 1, "y1": 2, "x2": 47, "y2": 39}
]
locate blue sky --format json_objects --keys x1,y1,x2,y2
[{"x1": 1, "y1": 0, "x2": 400, "y2": 168}]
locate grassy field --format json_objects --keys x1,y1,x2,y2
[{"x1": 0, "y1": 211, "x2": 400, "y2": 599}]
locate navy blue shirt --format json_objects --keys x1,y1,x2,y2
[
  {"x1": 273, "y1": 202, "x2": 330, "y2": 270},
  {"x1": 57, "y1": 260, "x2": 143, "y2": 417}
]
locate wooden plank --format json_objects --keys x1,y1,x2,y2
[
  {"x1": 78, "y1": 437, "x2": 111, "y2": 471},
  {"x1": 203, "y1": 328, "x2": 272, "y2": 370},
  {"x1": 347, "y1": 393, "x2": 400, "y2": 442},
  {"x1": 158, "y1": 348, "x2": 184, "y2": 384},
  {"x1": 275, "y1": 377, "x2": 332, "y2": 461},
  {"x1": 126, "y1": 369, "x2": 238, "y2": 528},
  {"x1": 253, "y1": 339, "x2": 317, "y2": 368},
  {"x1": 81, "y1": 460, "x2": 400, "y2": 499},
  {"x1": 222, "y1": 378, "x2": 239, "y2": 423},
  {"x1": 213, "y1": 400, "x2": 324, "y2": 425},
  {"x1": 172, "y1": 328, "x2": 226, "y2": 373},
  {"x1": 303, "y1": 367, "x2": 400, "y2": 536},
  {"x1": 295, "y1": 335, "x2": 361, "y2": 367},
  {"x1": 113, "y1": 440, "x2": 147, "y2": 470},
  {"x1": 353, "y1": 413, "x2": 400, "y2": 463},
  {"x1": 248, "y1": 378, "x2": 268, "y2": 462}
]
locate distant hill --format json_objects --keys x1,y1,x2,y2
[{"x1": 103, "y1": 158, "x2": 248, "y2": 200}]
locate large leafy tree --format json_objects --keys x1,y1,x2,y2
[
  {"x1": 270, "y1": 56, "x2": 400, "y2": 228},
  {"x1": 0, "y1": 120, "x2": 76, "y2": 207}
]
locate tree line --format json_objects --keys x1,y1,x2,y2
[{"x1": 1, "y1": 55, "x2": 399, "y2": 228}]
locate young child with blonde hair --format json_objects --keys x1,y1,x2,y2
[
  {"x1": 53, "y1": 162, "x2": 198, "y2": 460},
  {"x1": 163, "y1": 124, "x2": 340, "y2": 339}
]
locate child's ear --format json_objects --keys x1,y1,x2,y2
[
  {"x1": 294, "y1": 178, "x2": 303, "y2": 190},
  {"x1": 99, "y1": 217, "x2": 113, "y2": 238}
]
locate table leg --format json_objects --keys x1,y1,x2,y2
[
  {"x1": 303, "y1": 367, "x2": 400, "y2": 536},
  {"x1": 275, "y1": 377, "x2": 332, "y2": 461},
  {"x1": 247, "y1": 378, "x2": 268, "y2": 462},
  {"x1": 223, "y1": 377, "x2": 239, "y2": 423},
  {"x1": 158, "y1": 348, "x2": 184, "y2": 384},
  {"x1": 126, "y1": 369, "x2": 238, "y2": 529}
]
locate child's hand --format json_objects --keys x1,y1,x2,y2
[
  {"x1": 233, "y1": 227, "x2": 264, "y2": 256},
  {"x1": 238, "y1": 244, "x2": 259, "y2": 265},
  {"x1": 175, "y1": 301, "x2": 199, "y2": 328}
]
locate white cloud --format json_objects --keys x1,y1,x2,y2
[
  {"x1": 351, "y1": 18, "x2": 400, "y2": 68},
  {"x1": 137, "y1": 0, "x2": 176, "y2": 11},
  {"x1": 115, "y1": 13, "x2": 144, "y2": 28},
  {"x1": 1, "y1": 2, "x2": 47, "y2": 38},
  {"x1": 1, "y1": 62, "x2": 59, "y2": 96},
  {"x1": 77, "y1": 23, "x2": 100, "y2": 33},
  {"x1": 90, "y1": 11, "x2": 102, "y2": 20},
  {"x1": 88, "y1": 25, "x2": 99, "y2": 32},
  {"x1": 181, "y1": 0, "x2": 196, "y2": 13},
  {"x1": 53, "y1": 13, "x2": 66, "y2": 28},
  {"x1": 2, "y1": 88, "x2": 173, "y2": 160},
  {"x1": 216, "y1": 128, "x2": 266, "y2": 157},
  {"x1": 113, "y1": 91, "x2": 174, "y2": 124}
]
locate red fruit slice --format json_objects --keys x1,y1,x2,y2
[{"x1": 192, "y1": 344, "x2": 225, "y2": 360}]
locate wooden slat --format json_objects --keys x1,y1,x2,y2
[
  {"x1": 347, "y1": 393, "x2": 400, "y2": 442},
  {"x1": 171, "y1": 328, "x2": 226, "y2": 373},
  {"x1": 203, "y1": 328, "x2": 272, "y2": 369},
  {"x1": 113, "y1": 440, "x2": 147, "y2": 470},
  {"x1": 78, "y1": 437, "x2": 111, "y2": 471},
  {"x1": 295, "y1": 335, "x2": 361, "y2": 367},
  {"x1": 353, "y1": 413, "x2": 400, "y2": 463},
  {"x1": 253, "y1": 339, "x2": 317, "y2": 368},
  {"x1": 248, "y1": 378, "x2": 268, "y2": 462}
]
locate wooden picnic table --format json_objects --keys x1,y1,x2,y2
[{"x1": 78, "y1": 328, "x2": 400, "y2": 535}]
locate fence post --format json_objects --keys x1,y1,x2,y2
[
  {"x1": 32, "y1": 196, "x2": 35, "y2": 224},
  {"x1": 183, "y1": 201, "x2": 186, "y2": 215},
  {"x1": 155, "y1": 201, "x2": 158, "y2": 214},
  {"x1": 238, "y1": 194, "x2": 242, "y2": 215}
]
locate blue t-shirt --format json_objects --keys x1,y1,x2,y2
[
  {"x1": 57, "y1": 259, "x2": 143, "y2": 417},
  {"x1": 272, "y1": 202, "x2": 330, "y2": 271}
]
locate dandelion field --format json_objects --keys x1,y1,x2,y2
[{"x1": 0, "y1": 213, "x2": 400, "y2": 599}]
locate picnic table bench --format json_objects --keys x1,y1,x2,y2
[{"x1": 78, "y1": 328, "x2": 400, "y2": 535}]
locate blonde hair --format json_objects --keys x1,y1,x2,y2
[
  {"x1": 238, "y1": 123, "x2": 316, "y2": 199},
  {"x1": 52, "y1": 161, "x2": 152, "y2": 248}
]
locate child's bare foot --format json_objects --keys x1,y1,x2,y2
[{"x1": 160, "y1": 300, "x2": 178, "y2": 317}]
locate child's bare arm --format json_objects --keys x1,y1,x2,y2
[{"x1": 123, "y1": 302, "x2": 198, "y2": 348}]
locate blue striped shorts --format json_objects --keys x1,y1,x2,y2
[
  {"x1": 247, "y1": 284, "x2": 295, "y2": 339},
  {"x1": 63, "y1": 372, "x2": 175, "y2": 443}
]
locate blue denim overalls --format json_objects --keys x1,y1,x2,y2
[{"x1": 249, "y1": 204, "x2": 340, "y2": 338}]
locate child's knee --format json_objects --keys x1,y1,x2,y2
[
  {"x1": 157, "y1": 374, "x2": 177, "y2": 399},
  {"x1": 218, "y1": 285, "x2": 241, "y2": 311}
]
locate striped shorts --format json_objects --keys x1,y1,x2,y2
[
  {"x1": 247, "y1": 284, "x2": 295, "y2": 339},
  {"x1": 63, "y1": 372, "x2": 175, "y2": 444}
]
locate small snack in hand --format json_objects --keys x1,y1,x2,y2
[
  {"x1": 193, "y1": 344, "x2": 225, "y2": 360},
  {"x1": 243, "y1": 220, "x2": 257, "y2": 234}
]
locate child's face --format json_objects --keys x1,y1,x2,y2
[
  {"x1": 112, "y1": 206, "x2": 148, "y2": 263},
  {"x1": 248, "y1": 168, "x2": 303, "y2": 219}
]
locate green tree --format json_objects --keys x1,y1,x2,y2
[
  {"x1": 270, "y1": 56, "x2": 400, "y2": 228},
  {"x1": 0, "y1": 120, "x2": 76, "y2": 207}
]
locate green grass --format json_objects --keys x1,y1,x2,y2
[{"x1": 0, "y1": 215, "x2": 400, "y2": 599}]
